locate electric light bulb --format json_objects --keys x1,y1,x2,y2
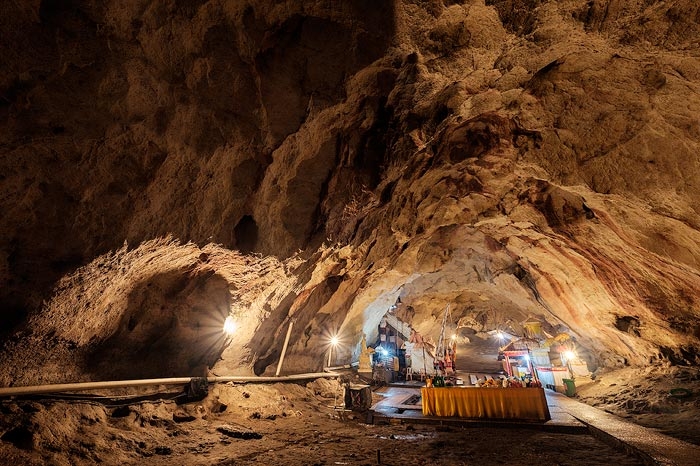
[{"x1": 223, "y1": 316, "x2": 236, "y2": 335}]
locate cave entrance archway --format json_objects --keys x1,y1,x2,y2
[{"x1": 86, "y1": 270, "x2": 232, "y2": 380}]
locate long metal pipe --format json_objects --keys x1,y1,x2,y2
[{"x1": 0, "y1": 372, "x2": 339, "y2": 398}]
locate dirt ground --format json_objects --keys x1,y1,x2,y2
[
  {"x1": 0, "y1": 377, "x2": 650, "y2": 466},
  {"x1": 575, "y1": 365, "x2": 700, "y2": 446}
]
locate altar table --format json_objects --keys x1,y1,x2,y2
[{"x1": 421, "y1": 387, "x2": 550, "y2": 421}]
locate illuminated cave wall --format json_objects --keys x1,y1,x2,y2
[{"x1": 1, "y1": 0, "x2": 700, "y2": 384}]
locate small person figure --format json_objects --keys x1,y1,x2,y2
[{"x1": 358, "y1": 334, "x2": 374, "y2": 374}]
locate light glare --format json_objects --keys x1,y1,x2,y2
[
  {"x1": 330, "y1": 336, "x2": 339, "y2": 346},
  {"x1": 223, "y1": 316, "x2": 237, "y2": 335}
]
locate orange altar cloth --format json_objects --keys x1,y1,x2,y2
[{"x1": 421, "y1": 387, "x2": 550, "y2": 421}]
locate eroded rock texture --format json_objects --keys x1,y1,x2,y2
[{"x1": 1, "y1": 0, "x2": 699, "y2": 383}]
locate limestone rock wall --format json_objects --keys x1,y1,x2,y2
[
  {"x1": 1, "y1": 0, "x2": 699, "y2": 384},
  {"x1": 0, "y1": 0, "x2": 395, "y2": 331}
]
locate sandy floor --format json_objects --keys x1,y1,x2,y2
[{"x1": 0, "y1": 377, "x2": 650, "y2": 466}]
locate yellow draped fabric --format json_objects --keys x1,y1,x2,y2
[{"x1": 421, "y1": 387, "x2": 550, "y2": 421}]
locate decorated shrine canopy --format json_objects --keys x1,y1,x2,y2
[
  {"x1": 543, "y1": 332, "x2": 577, "y2": 353},
  {"x1": 499, "y1": 337, "x2": 542, "y2": 379},
  {"x1": 499, "y1": 337, "x2": 541, "y2": 353}
]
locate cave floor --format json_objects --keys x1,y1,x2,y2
[
  {"x1": 2, "y1": 378, "x2": 698, "y2": 465},
  {"x1": 371, "y1": 386, "x2": 700, "y2": 466}
]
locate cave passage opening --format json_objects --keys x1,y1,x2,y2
[{"x1": 85, "y1": 270, "x2": 234, "y2": 380}]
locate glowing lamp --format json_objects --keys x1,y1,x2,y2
[
  {"x1": 223, "y1": 316, "x2": 237, "y2": 336},
  {"x1": 563, "y1": 350, "x2": 576, "y2": 361},
  {"x1": 327, "y1": 335, "x2": 340, "y2": 367},
  {"x1": 496, "y1": 331, "x2": 504, "y2": 340}
]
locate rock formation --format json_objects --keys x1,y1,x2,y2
[{"x1": 1, "y1": 0, "x2": 699, "y2": 389}]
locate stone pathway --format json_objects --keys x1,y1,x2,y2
[{"x1": 550, "y1": 391, "x2": 700, "y2": 466}]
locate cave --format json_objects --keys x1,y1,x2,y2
[
  {"x1": 1, "y1": 0, "x2": 700, "y2": 464},
  {"x1": 233, "y1": 215, "x2": 258, "y2": 254},
  {"x1": 86, "y1": 270, "x2": 232, "y2": 380}
]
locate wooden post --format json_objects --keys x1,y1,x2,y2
[
  {"x1": 528, "y1": 349, "x2": 539, "y2": 382},
  {"x1": 275, "y1": 319, "x2": 294, "y2": 376}
]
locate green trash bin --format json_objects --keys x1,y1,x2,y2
[{"x1": 563, "y1": 378, "x2": 576, "y2": 397}]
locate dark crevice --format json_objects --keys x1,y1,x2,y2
[
  {"x1": 615, "y1": 316, "x2": 641, "y2": 336},
  {"x1": 234, "y1": 215, "x2": 259, "y2": 254},
  {"x1": 1, "y1": 427, "x2": 34, "y2": 450}
]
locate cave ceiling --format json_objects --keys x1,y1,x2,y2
[{"x1": 1, "y1": 0, "x2": 699, "y2": 384}]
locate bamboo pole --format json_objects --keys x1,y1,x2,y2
[{"x1": 275, "y1": 318, "x2": 295, "y2": 376}]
